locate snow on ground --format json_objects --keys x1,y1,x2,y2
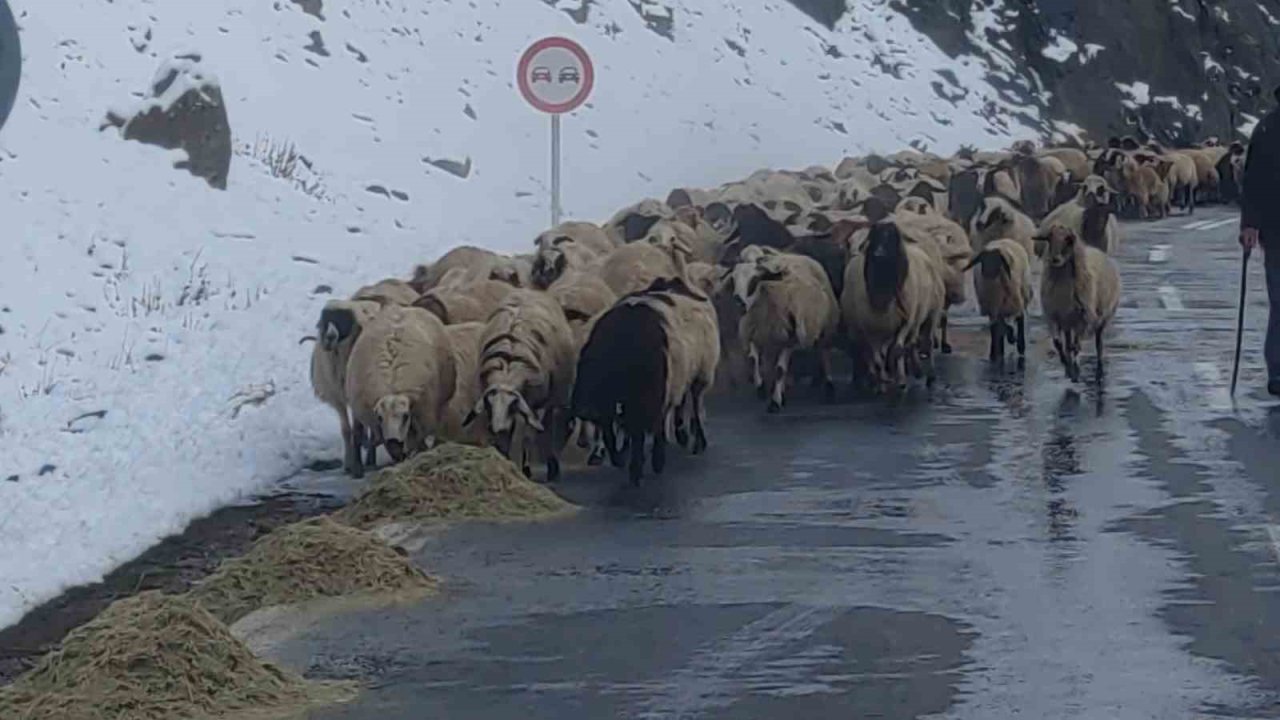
[
  {"x1": 0, "y1": 0, "x2": 1041, "y2": 630},
  {"x1": 1117, "y1": 81, "x2": 1152, "y2": 109},
  {"x1": 1041, "y1": 32, "x2": 1078, "y2": 64}
]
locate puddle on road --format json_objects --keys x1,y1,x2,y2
[{"x1": 305, "y1": 603, "x2": 973, "y2": 720}]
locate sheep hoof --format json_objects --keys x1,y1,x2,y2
[
  {"x1": 588, "y1": 449, "x2": 606, "y2": 466},
  {"x1": 940, "y1": 342, "x2": 953, "y2": 355},
  {"x1": 766, "y1": 400, "x2": 782, "y2": 414},
  {"x1": 675, "y1": 427, "x2": 690, "y2": 448},
  {"x1": 755, "y1": 384, "x2": 768, "y2": 400}
]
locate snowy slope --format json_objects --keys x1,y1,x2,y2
[{"x1": 0, "y1": 0, "x2": 1042, "y2": 629}]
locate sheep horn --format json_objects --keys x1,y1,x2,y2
[{"x1": 299, "y1": 335, "x2": 317, "y2": 345}]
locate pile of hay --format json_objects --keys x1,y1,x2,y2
[
  {"x1": 336, "y1": 443, "x2": 575, "y2": 529},
  {"x1": 0, "y1": 592, "x2": 352, "y2": 720},
  {"x1": 187, "y1": 517, "x2": 436, "y2": 624}
]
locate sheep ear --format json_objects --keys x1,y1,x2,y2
[
  {"x1": 513, "y1": 395, "x2": 545, "y2": 432},
  {"x1": 963, "y1": 251, "x2": 984, "y2": 272},
  {"x1": 462, "y1": 397, "x2": 485, "y2": 428}
]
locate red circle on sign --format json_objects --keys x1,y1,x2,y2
[{"x1": 517, "y1": 36, "x2": 594, "y2": 115}]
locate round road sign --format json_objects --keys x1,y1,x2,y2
[
  {"x1": 517, "y1": 37, "x2": 594, "y2": 115},
  {"x1": 0, "y1": 0, "x2": 20, "y2": 134}
]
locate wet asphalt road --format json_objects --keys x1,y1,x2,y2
[{"x1": 277, "y1": 207, "x2": 1280, "y2": 719}]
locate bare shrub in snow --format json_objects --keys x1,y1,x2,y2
[{"x1": 236, "y1": 134, "x2": 330, "y2": 201}]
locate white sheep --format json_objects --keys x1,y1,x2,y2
[
  {"x1": 309, "y1": 298, "x2": 383, "y2": 475},
  {"x1": 594, "y1": 240, "x2": 680, "y2": 297},
  {"x1": 842, "y1": 221, "x2": 946, "y2": 389},
  {"x1": 352, "y1": 278, "x2": 421, "y2": 306},
  {"x1": 531, "y1": 221, "x2": 617, "y2": 290},
  {"x1": 413, "y1": 278, "x2": 516, "y2": 325},
  {"x1": 967, "y1": 238, "x2": 1033, "y2": 362},
  {"x1": 894, "y1": 209, "x2": 972, "y2": 353},
  {"x1": 1039, "y1": 225, "x2": 1121, "y2": 383},
  {"x1": 969, "y1": 194, "x2": 1037, "y2": 257},
  {"x1": 410, "y1": 245, "x2": 502, "y2": 293},
  {"x1": 344, "y1": 305, "x2": 458, "y2": 477},
  {"x1": 465, "y1": 289, "x2": 577, "y2": 481},
  {"x1": 440, "y1": 321, "x2": 487, "y2": 446},
  {"x1": 1038, "y1": 175, "x2": 1120, "y2": 254},
  {"x1": 739, "y1": 251, "x2": 841, "y2": 411}
]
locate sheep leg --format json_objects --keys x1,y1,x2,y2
[
  {"x1": 1016, "y1": 315, "x2": 1027, "y2": 357},
  {"x1": 347, "y1": 419, "x2": 366, "y2": 479},
  {"x1": 629, "y1": 432, "x2": 646, "y2": 486},
  {"x1": 819, "y1": 347, "x2": 837, "y2": 402},
  {"x1": 691, "y1": 381, "x2": 710, "y2": 455},
  {"x1": 652, "y1": 424, "x2": 667, "y2": 475},
  {"x1": 749, "y1": 343, "x2": 766, "y2": 399},
  {"x1": 768, "y1": 347, "x2": 793, "y2": 413},
  {"x1": 940, "y1": 314, "x2": 953, "y2": 355},
  {"x1": 339, "y1": 408, "x2": 360, "y2": 476},
  {"x1": 673, "y1": 397, "x2": 691, "y2": 449},
  {"x1": 364, "y1": 426, "x2": 380, "y2": 469},
  {"x1": 603, "y1": 421, "x2": 626, "y2": 468},
  {"x1": 587, "y1": 423, "x2": 607, "y2": 466},
  {"x1": 538, "y1": 407, "x2": 561, "y2": 484},
  {"x1": 988, "y1": 323, "x2": 1002, "y2": 362},
  {"x1": 1094, "y1": 325, "x2": 1106, "y2": 380}
]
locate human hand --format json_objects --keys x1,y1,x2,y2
[{"x1": 1241, "y1": 227, "x2": 1260, "y2": 252}]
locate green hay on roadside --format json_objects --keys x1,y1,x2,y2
[
  {"x1": 188, "y1": 517, "x2": 436, "y2": 625},
  {"x1": 0, "y1": 592, "x2": 354, "y2": 720},
  {"x1": 335, "y1": 443, "x2": 575, "y2": 529}
]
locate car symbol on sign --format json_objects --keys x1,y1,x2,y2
[
  {"x1": 558, "y1": 67, "x2": 580, "y2": 84},
  {"x1": 531, "y1": 66, "x2": 552, "y2": 83}
]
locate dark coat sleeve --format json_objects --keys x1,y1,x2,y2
[{"x1": 1242, "y1": 113, "x2": 1280, "y2": 231}]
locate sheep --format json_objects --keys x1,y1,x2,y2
[
  {"x1": 1215, "y1": 142, "x2": 1246, "y2": 203},
  {"x1": 984, "y1": 162, "x2": 1022, "y2": 202},
  {"x1": 412, "y1": 278, "x2": 515, "y2": 325},
  {"x1": 440, "y1": 322, "x2": 487, "y2": 446},
  {"x1": 604, "y1": 199, "x2": 673, "y2": 243},
  {"x1": 1116, "y1": 154, "x2": 1170, "y2": 219},
  {"x1": 1158, "y1": 151, "x2": 1199, "y2": 214},
  {"x1": 310, "y1": 299, "x2": 383, "y2": 475},
  {"x1": 595, "y1": 240, "x2": 681, "y2": 297},
  {"x1": 465, "y1": 289, "x2": 577, "y2": 481},
  {"x1": 410, "y1": 246, "x2": 501, "y2": 294},
  {"x1": 489, "y1": 254, "x2": 534, "y2": 288},
  {"x1": 531, "y1": 221, "x2": 617, "y2": 289},
  {"x1": 1039, "y1": 148, "x2": 1091, "y2": 182},
  {"x1": 352, "y1": 278, "x2": 421, "y2": 306},
  {"x1": 969, "y1": 194, "x2": 1036, "y2": 257},
  {"x1": 739, "y1": 251, "x2": 841, "y2": 411},
  {"x1": 1039, "y1": 225, "x2": 1121, "y2": 383},
  {"x1": 571, "y1": 276, "x2": 720, "y2": 485},
  {"x1": 841, "y1": 221, "x2": 946, "y2": 389},
  {"x1": 894, "y1": 208, "x2": 972, "y2": 353},
  {"x1": 967, "y1": 238, "x2": 1033, "y2": 362},
  {"x1": 1038, "y1": 176, "x2": 1121, "y2": 254},
  {"x1": 548, "y1": 272, "x2": 618, "y2": 326},
  {"x1": 1015, "y1": 153, "x2": 1068, "y2": 220},
  {"x1": 344, "y1": 305, "x2": 458, "y2": 477},
  {"x1": 948, "y1": 166, "x2": 986, "y2": 229}
]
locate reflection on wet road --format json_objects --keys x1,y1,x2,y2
[{"x1": 279, "y1": 208, "x2": 1280, "y2": 719}]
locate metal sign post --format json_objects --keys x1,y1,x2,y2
[
  {"x1": 551, "y1": 114, "x2": 562, "y2": 226},
  {"x1": 517, "y1": 37, "x2": 594, "y2": 228}
]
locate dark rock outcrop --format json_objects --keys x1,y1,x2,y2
[
  {"x1": 893, "y1": 0, "x2": 1279, "y2": 144},
  {"x1": 104, "y1": 55, "x2": 231, "y2": 189}
]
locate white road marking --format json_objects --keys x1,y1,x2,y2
[
  {"x1": 635, "y1": 604, "x2": 843, "y2": 719},
  {"x1": 1148, "y1": 244, "x2": 1171, "y2": 263},
  {"x1": 1158, "y1": 285, "x2": 1185, "y2": 310},
  {"x1": 1182, "y1": 219, "x2": 1216, "y2": 231},
  {"x1": 1193, "y1": 361, "x2": 1234, "y2": 412},
  {"x1": 1200, "y1": 217, "x2": 1238, "y2": 231}
]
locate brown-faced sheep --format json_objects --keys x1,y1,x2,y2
[
  {"x1": 1040, "y1": 226, "x2": 1121, "y2": 383},
  {"x1": 345, "y1": 305, "x2": 458, "y2": 477},
  {"x1": 968, "y1": 238, "x2": 1033, "y2": 362}
]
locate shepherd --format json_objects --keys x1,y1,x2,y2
[{"x1": 1239, "y1": 85, "x2": 1280, "y2": 397}]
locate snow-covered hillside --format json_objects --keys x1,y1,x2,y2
[{"x1": 0, "y1": 0, "x2": 1045, "y2": 629}]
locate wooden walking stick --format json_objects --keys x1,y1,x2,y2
[{"x1": 1231, "y1": 247, "x2": 1252, "y2": 396}]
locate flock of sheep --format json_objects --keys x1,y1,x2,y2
[{"x1": 308, "y1": 134, "x2": 1247, "y2": 486}]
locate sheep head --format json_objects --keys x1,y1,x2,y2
[
  {"x1": 896, "y1": 196, "x2": 932, "y2": 217},
  {"x1": 1043, "y1": 226, "x2": 1079, "y2": 269},
  {"x1": 374, "y1": 394, "x2": 414, "y2": 461},
  {"x1": 317, "y1": 305, "x2": 358, "y2": 352},
  {"x1": 464, "y1": 386, "x2": 544, "y2": 453},
  {"x1": 531, "y1": 246, "x2": 568, "y2": 290},
  {"x1": 863, "y1": 222, "x2": 909, "y2": 313}
]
